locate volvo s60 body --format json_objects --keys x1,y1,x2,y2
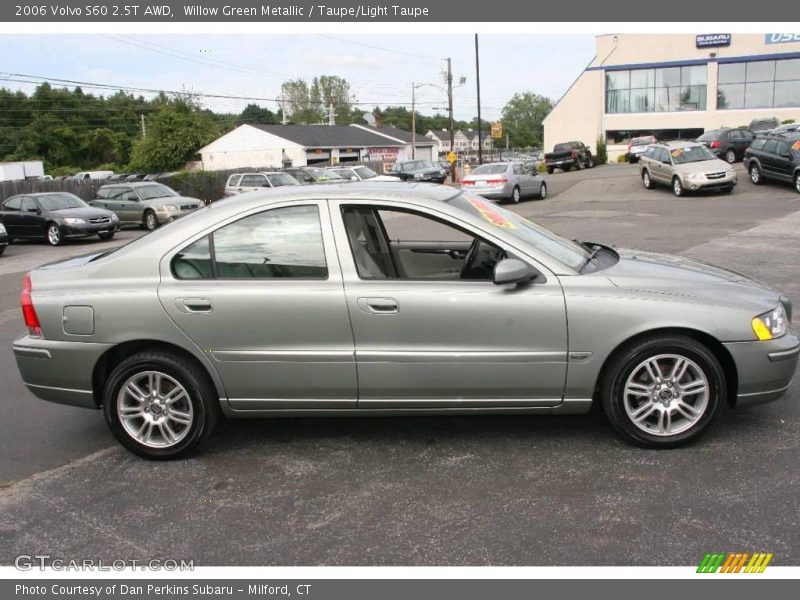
[{"x1": 12, "y1": 183, "x2": 798, "y2": 458}]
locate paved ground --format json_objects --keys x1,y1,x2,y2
[{"x1": 1, "y1": 164, "x2": 798, "y2": 565}]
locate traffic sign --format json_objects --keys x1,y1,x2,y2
[
  {"x1": 491, "y1": 121, "x2": 503, "y2": 140},
  {"x1": 447, "y1": 151, "x2": 457, "y2": 163}
]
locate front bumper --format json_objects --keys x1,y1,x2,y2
[
  {"x1": 724, "y1": 333, "x2": 799, "y2": 406},
  {"x1": 682, "y1": 172, "x2": 737, "y2": 192},
  {"x1": 61, "y1": 222, "x2": 118, "y2": 238},
  {"x1": 157, "y1": 208, "x2": 198, "y2": 224},
  {"x1": 13, "y1": 334, "x2": 111, "y2": 409}
]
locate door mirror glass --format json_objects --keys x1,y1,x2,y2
[{"x1": 493, "y1": 258, "x2": 538, "y2": 285}]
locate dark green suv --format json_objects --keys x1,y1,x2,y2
[{"x1": 744, "y1": 133, "x2": 800, "y2": 193}]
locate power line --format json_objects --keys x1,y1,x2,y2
[{"x1": 316, "y1": 35, "x2": 442, "y2": 61}]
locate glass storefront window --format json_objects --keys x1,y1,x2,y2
[
  {"x1": 605, "y1": 64, "x2": 707, "y2": 113},
  {"x1": 717, "y1": 58, "x2": 800, "y2": 110}
]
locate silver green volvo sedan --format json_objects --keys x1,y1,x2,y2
[{"x1": 12, "y1": 183, "x2": 798, "y2": 459}]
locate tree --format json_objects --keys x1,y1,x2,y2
[
  {"x1": 280, "y1": 76, "x2": 357, "y2": 125},
  {"x1": 127, "y1": 99, "x2": 219, "y2": 173},
  {"x1": 239, "y1": 103, "x2": 278, "y2": 125},
  {"x1": 500, "y1": 92, "x2": 553, "y2": 148}
]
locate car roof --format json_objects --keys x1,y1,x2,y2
[
  {"x1": 654, "y1": 140, "x2": 704, "y2": 148},
  {"x1": 220, "y1": 181, "x2": 461, "y2": 205}
]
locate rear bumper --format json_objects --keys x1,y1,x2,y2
[
  {"x1": 12, "y1": 334, "x2": 111, "y2": 409},
  {"x1": 724, "y1": 334, "x2": 799, "y2": 406},
  {"x1": 462, "y1": 185, "x2": 511, "y2": 199}
]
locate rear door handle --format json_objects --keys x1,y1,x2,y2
[
  {"x1": 357, "y1": 297, "x2": 399, "y2": 315},
  {"x1": 176, "y1": 298, "x2": 213, "y2": 313}
]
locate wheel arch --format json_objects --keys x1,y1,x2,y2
[
  {"x1": 91, "y1": 339, "x2": 223, "y2": 408},
  {"x1": 595, "y1": 327, "x2": 738, "y2": 407}
]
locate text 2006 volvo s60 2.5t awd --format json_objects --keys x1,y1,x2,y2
[{"x1": 12, "y1": 183, "x2": 799, "y2": 458}]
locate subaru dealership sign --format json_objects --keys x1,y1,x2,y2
[
  {"x1": 696, "y1": 34, "x2": 731, "y2": 48},
  {"x1": 765, "y1": 34, "x2": 800, "y2": 45}
]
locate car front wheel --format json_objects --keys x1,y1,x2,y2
[
  {"x1": 672, "y1": 177, "x2": 684, "y2": 197},
  {"x1": 103, "y1": 350, "x2": 221, "y2": 459},
  {"x1": 749, "y1": 163, "x2": 763, "y2": 185},
  {"x1": 46, "y1": 223, "x2": 63, "y2": 246},
  {"x1": 143, "y1": 210, "x2": 158, "y2": 231},
  {"x1": 600, "y1": 334, "x2": 725, "y2": 447},
  {"x1": 642, "y1": 170, "x2": 653, "y2": 189},
  {"x1": 795, "y1": 172, "x2": 800, "y2": 194},
  {"x1": 538, "y1": 182, "x2": 547, "y2": 199}
]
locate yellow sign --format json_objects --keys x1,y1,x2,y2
[
  {"x1": 447, "y1": 151, "x2": 457, "y2": 164},
  {"x1": 491, "y1": 121, "x2": 503, "y2": 140}
]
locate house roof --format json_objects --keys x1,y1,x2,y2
[
  {"x1": 248, "y1": 124, "x2": 405, "y2": 148},
  {"x1": 351, "y1": 124, "x2": 435, "y2": 145}
]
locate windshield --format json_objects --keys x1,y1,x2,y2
[
  {"x1": 451, "y1": 193, "x2": 592, "y2": 271},
  {"x1": 306, "y1": 168, "x2": 343, "y2": 181},
  {"x1": 37, "y1": 193, "x2": 87, "y2": 211},
  {"x1": 354, "y1": 166, "x2": 378, "y2": 179},
  {"x1": 136, "y1": 184, "x2": 177, "y2": 200},
  {"x1": 400, "y1": 160, "x2": 434, "y2": 171},
  {"x1": 471, "y1": 164, "x2": 507, "y2": 175},
  {"x1": 267, "y1": 173, "x2": 299, "y2": 186},
  {"x1": 670, "y1": 145, "x2": 716, "y2": 164}
]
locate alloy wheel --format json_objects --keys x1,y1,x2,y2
[
  {"x1": 512, "y1": 187, "x2": 520, "y2": 203},
  {"x1": 623, "y1": 354, "x2": 709, "y2": 437},
  {"x1": 673, "y1": 178, "x2": 683, "y2": 196},
  {"x1": 750, "y1": 165, "x2": 761, "y2": 184},
  {"x1": 116, "y1": 371, "x2": 194, "y2": 448},
  {"x1": 47, "y1": 224, "x2": 61, "y2": 246},
  {"x1": 795, "y1": 174, "x2": 800, "y2": 193},
  {"x1": 725, "y1": 149, "x2": 736, "y2": 164},
  {"x1": 642, "y1": 172, "x2": 651, "y2": 189},
  {"x1": 539, "y1": 183, "x2": 547, "y2": 199},
  {"x1": 145, "y1": 212, "x2": 157, "y2": 231}
]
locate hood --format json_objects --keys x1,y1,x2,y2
[
  {"x1": 606, "y1": 248, "x2": 780, "y2": 311},
  {"x1": 672, "y1": 159, "x2": 732, "y2": 175},
  {"x1": 50, "y1": 206, "x2": 115, "y2": 219}
]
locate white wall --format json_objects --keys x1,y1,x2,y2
[{"x1": 199, "y1": 125, "x2": 306, "y2": 170}]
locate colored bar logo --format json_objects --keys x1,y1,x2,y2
[{"x1": 697, "y1": 552, "x2": 773, "y2": 573}]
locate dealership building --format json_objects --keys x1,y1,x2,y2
[{"x1": 544, "y1": 33, "x2": 800, "y2": 161}]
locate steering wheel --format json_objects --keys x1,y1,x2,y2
[{"x1": 460, "y1": 238, "x2": 481, "y2": 279}]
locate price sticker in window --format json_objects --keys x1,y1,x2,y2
[
  {"x1": 671, "y1": 149, "x2": 683, "y2": 157},
  {"x1": 793, "y1": 141, "x2": 800, "y2": 151},
  {"x1": 468, "y1": 197, "x2": 516, "y2": 229}
]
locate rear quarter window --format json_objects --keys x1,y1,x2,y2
[{"x1": 749, "y1": 138, "x2": 766, "y2": 151}]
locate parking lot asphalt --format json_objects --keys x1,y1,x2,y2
[{"x1": 1, "y1": 163, "x2": 799, "y2": 565}]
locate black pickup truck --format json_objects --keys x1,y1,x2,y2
[{"x1": 544, "y1": 141, "x2": 594, "y2": 173}]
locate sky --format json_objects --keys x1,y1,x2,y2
[{"x1": 0, "y1": 34, "x2": 596, "y2": 122}]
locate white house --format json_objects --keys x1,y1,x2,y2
[{"x1": 198, "y1": 124, "x2": 427, "y2": 171}]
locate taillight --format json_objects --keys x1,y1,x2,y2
[
  {"x1": 570, "y1": 151, "x2": 577, "y2": 158},
  {"x1": 710, "y1": 140, "x2": 720, "y2": 149},
  {"x1": 21, "y1": 273, "x2": 41, "y2": 338}
]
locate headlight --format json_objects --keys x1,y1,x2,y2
[
  {"x1": 63, "y1": 218, "x2": 85, "y2": 225},
  {"x1": 110, "y1": 213, "x2": 119, "y2": 221},
  {"x1": 727, "y1": 168, "x2": 736, "y2": 176},
  {"x1": 0, "y1": 222, "x2": 6, "y2": 234},
  {"x1": 413, "y1": 173, "x2": 424, "y2": 180},
  {"x1": 163, "y1": 204, "x2": 179, "y2": 211},
  {"x1": 687, "y1": 172, "x2": 704, "y2": 181},
  {"x1": 752, "y1": 305, "x2": 789, "y2": 341}
]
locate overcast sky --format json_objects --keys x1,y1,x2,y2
[{"x1": 0, "y1": 34, "x2": 596, "y2": 121}]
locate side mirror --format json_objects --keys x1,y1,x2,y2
[{"x1": 493, "y1": 258, "x2": 541, "y2": 286}]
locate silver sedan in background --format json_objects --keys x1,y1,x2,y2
[
  {"x1": 461, "y1": 162, "x2": 547, "y2": 203},
  {"x1": 91, "y1": 182, "x2": 203, "y2": 231},
  {"x1": 12, "y1": 183, "x2": 798, "y2": 459}
]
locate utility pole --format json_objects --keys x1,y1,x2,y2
[
  {"x1": 411, "y1": 82, "x2": 416, "y2": 160},
  {"x1": 140, "y1": 113, "x2": 146, "y2": 139},
  {"x1": 474, "y1": 34, "x2": 483, "y2": 165},
  {"x1": 446, "y1": 57, "x2": 454, "y2": 155}
]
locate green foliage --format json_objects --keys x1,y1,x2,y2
[
  {"x1": 238, "y1": 103, "x2": 278, "y2": 125},
  {"x1": 281, "y1": 75, "x2": 356, "y2": 125},
  {"x1": 782, "y1": 119, "x2": 796, "y2": 124},
  {"x1": 595, "y1": 137, "x2": 608, "y2": 165},
  {"x1": 501, "y1": 92, "x2": 553, "y2": 148},
  {"x1": 374, "y1": 106, "x2": 471, "y2": 136},
  {"x1": 127, "y1": 99, "x2": 219, "y2": 173},
  {"x1": 537, "y1": 161, "x2": 547, "y2": 174},
  {"x1": 617, "y1": 153, "x2": 628, "y2": 163}
]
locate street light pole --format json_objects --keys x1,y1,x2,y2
[
  {"x1": 475, "y1": 34, "x2": 482, "y2": 165},
  {"x1": 411, "y1": 81, "x2": 416, "y2": 160}
]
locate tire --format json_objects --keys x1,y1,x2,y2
[
  {"x1": 749, "y1": 163, "x2": 763, "y2": 185},
  {"x1": 629, "y1": 156, "x2": 638, "y2": 164},
  {"x1": 795, "y1": 172, "x2": 800, "y2": 194},
  {"x1": 563, "y1": 165, "x2": 572, "y2": 172},
  {"x1": 143, "y1": 210, "x2": 158, "y2": 231},
  {"x1": 587, "y1": 155, "x2": 594, "y2": 168},
  {"x1": 102, "y1": 350, "x2": 221, "y2": 459},
  {"x1": 510, "y1": 186, "x2": 521, "y2": 204},
  {"x1": 574, "y1": 159, "x2": 582, "y2": 171},
  {"x1": 98, "y1": 231, "x2": 115, "y2": 241},
  {"x1": 546, "y1": 167, "x2": 554, "y2": 175},
  {"x1": 672, "y1": 177, "x2": 684, "y2": 197},
  {"x1": 600, "y1": 334, "x2": 726, "y2": 447},
  {"x1": 46, "y1": 223, "x2": 63, "y2": 246},
  {"x1": 0, "y1": 245, "x2": 5, "y2": 256},
  {"x1": 538, "y1": 181, "x2": 547, "y2": 199},
  {"x1": 642, "y1": 170, "x2": 653, "y2": 190},
  {"x1": 724, "y1": 148, "x2": 737, "y2": 164}
]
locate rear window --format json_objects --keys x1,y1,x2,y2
[
  {"x1": 631, "y1": 137, "x2": 653, "y2": 146},
  {"x1": 471, "y1": 164, "x2": 508, "y2": 175},
  {"x1": 697, "y1": 131, "x2": 720, "y2": 141},
  {"x1": 749, "y1": 138, "x2": 767, "y2": 151}
]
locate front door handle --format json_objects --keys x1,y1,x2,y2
[
  {"x1": 357, "y1": 297, "x2": 399, "y2": 315},
  {"x1": 176, "y1": 298, "x2": 213, "y2": 313}
]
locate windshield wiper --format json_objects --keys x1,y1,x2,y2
[{"x1": 578, "y1": 243, "x2": 603, "y2": 273}]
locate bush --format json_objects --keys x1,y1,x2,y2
[
  {"x1": 617, "y1": 154, "x2": 628, "y2": 163},
  {"x1": 537, "y1": 161, "x2": 547, "y2": 174},
  {"x1": 594, "y1": 137, "x2": 608, "y2": 165},
  {"x1": 782, "y1": 119, "x2": 796, "y2": 124}
]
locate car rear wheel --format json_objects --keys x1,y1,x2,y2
[
  {"x1": 724, "y1": 149, "x2": 736, "y2": 164},
  {"x1": 0, "y1": 245, "x2": 5, "y2": 256},
  {"x1": 794, "y1": 173, "x2": 800, "y2": 194},
  {"x1": 600, "y1": 334, "x2": 725, "y2": 447},
  {"x1": 510, "y1": 186, "x2": 521, "y2": 203},
  {"x1": 143, "y1": 210, "x2": 158, "y2": 231},
  {"x1": 46, "y1": 223, "x2": 63, "y2": 246},
  {"x1": 587, "y1": 156, "x2": 594, "y2": 168},
  {"x1": 546, "y1": 167, "x2": 554, "y2": 175},
  {"x1": 538, "y1": 182, "x2": 547, "y2": 199},
  {"x1": 642, "y1": 170, "x2": 653, "y2": 189},
  {"x1": 672, "y1": 177, "x2": 684, "y2": 197},
  {"x1": 749, "y1": 163, "x2": 763, "y2": 185},
  {"x1": 103, "y1": 350, "x2": 221, "y2": 459}
]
